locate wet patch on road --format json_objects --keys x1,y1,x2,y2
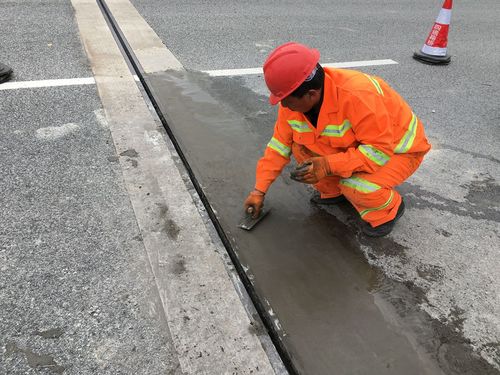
[
  {"x1": 401, "y1": 182, "x2": 500, "y2": 222},
  {"x1": 5, "y1": 342, "x2": 65, "y2": 374},
  {"x1": 119, "y1": 148, "x2": 139, "y2": 158},
  {"x1": 158, "y1": 204, "x2": 181, "y2": 240},
  {"x1": 171, "y1": 255, "x2": 187, "y2": 275},
  {"x1": 416, "y1": 264, "x2": 445, "y2": 282},
  {"x1": 463, "y1": 173, "x2": 500, "y2": 208},
  {"x1": 34, "y1": 328, "x2": 65, "y2": 339}
]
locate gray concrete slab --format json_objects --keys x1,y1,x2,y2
[
  {"x1": 0, "y1": 85, "x2": 181, "y2": 374},
  {"x1": 0, "y1": 0, "x2": 92, "y2": 81},
  {"x1": 129, "y1": 0, "x2": 500, "y2": 372}
]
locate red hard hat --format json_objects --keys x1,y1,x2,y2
[{"x1": 263, "y1": 42, "x2": 320, "y2": 105}]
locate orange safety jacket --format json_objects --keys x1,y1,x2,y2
[{"x1": 255, "y1": 67, "x2": 431, "y2": 193}]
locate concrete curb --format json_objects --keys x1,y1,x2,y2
[{"x1": 71, "y1": 0, "x2": 280, "y2": 373}]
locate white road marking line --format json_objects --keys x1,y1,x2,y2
[
  {"x1": 0, "y1": 77, "x2": 95, "y2": 91},
  {"x1": 0, "y1": 76, "x2": 141, "y2": 91},
  {"x1": 324, "y1": 59, "x2": 398, "y2": 68},
  {"x1": 0, "y1": 59, "x2": 397, "y2": 90},
  {"x1": 204, "y1": 67, "x2": 262, "y2": 77},
  {"x1": 203, "y1": 59, "x2": 398, "y2": 77}
]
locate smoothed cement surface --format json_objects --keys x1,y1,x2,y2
[{"x1": 146, "y1": 70, "x2": 456, "y2": 375}]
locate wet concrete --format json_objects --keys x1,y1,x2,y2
[
  {"x1": 145, "y1": 70, "x2": 487, "y2": 374},
  {"x1": 5, "y1": 342, "x2": 65, "y2": 374}
]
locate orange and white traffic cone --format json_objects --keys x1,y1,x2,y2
[{"x1": 413, "y1": 0, "x2": 452, "y2": 65}]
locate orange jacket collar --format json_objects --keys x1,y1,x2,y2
[{"x1": 322, "y1": 68, "x2": 339, "y2": 114}]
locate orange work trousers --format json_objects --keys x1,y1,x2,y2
[{"x1": 292, "y1": 143, "x2": 425, "y2": 228}]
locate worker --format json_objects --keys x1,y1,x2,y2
[
  {"x1": 244, "y1": 42, "x2": 431, "y2": 237},
  {"x1": 0, "y1": 62, "x2": 13, "y2": 84}
]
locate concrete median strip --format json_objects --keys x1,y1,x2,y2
[
  {"x1": 101, "y1": 0, "x2": 183, "y2": 73},
  {"x1": 71, "y1": 0, "x2": 279, "y2": 373}
]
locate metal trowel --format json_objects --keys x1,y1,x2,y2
[{"x1": 238, "y1": 207, "x2": 271, "y2": 231}]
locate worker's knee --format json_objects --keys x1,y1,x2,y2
[
  {"x1": 338, "y1": 176, "x2": 389, "y2": 208},
  {"x1": 339, "y1": 179, "x2": 401, "y2": 226},
  {"x1": 314, "y1": 176, "x2": 342, "y2": 198},
  {"x1": 340, "y1": 186, "x2": 388, "y2": 208}
]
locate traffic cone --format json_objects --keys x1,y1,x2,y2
[{"x1": 413, "y1": 0, "x2": 452, "y2": 65}]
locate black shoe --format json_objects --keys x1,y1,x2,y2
[
  {"x1": 310, "y1": 194, "x2": 347, "y2": 205},
  {"x1": 0, "y1": 63, "x2": 13, "y2": 84},
  {"x1": 361, "y1": 199, "x2": 405, "y2": 237}
]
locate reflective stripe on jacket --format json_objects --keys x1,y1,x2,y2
[{"x1": 255, "y1": 67, "x2": 431, "y2": 193}]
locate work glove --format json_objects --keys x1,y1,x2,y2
[
  {"x1": 243, "y1": 190, "x2": 265, "y2": 219},
  {"x1": 290, "y1": 157, "x2": 331, "y2": 184}
]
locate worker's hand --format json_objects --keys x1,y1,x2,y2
[
  {"x1": 290, "y1": 157, "x2": 331, "y2": 184},
  {"x1": 244, "y1": 190, "x2": 265, "y2": 218}
]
